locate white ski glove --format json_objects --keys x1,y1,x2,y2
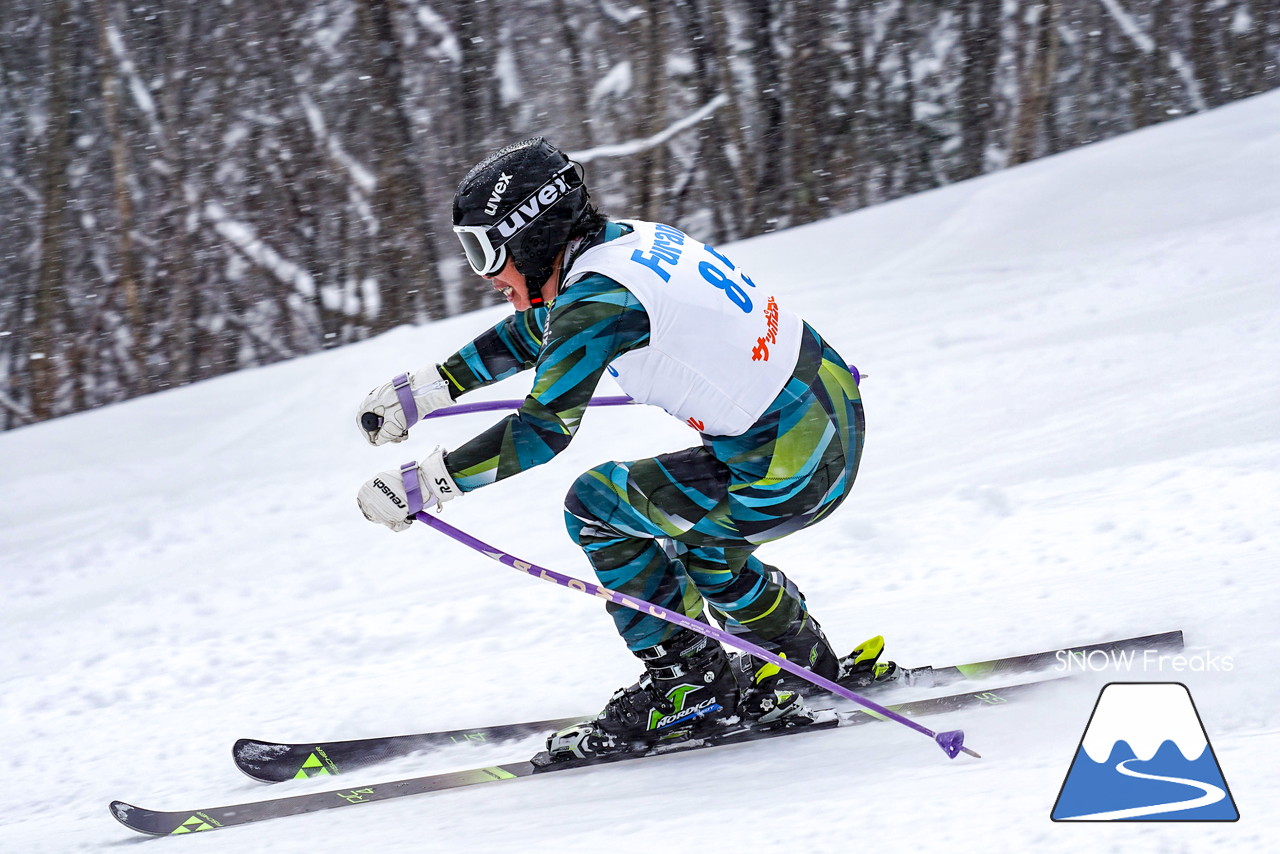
[
  {"x1": 356, "y1": 368, "x2": 455, "y2": 446},
  {"x1": 357, "y1": 447, "x2": 460, "y2": 532}
]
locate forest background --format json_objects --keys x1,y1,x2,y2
[{"x1": 2, "y1": 0, "x2": 1277, "y2": 428}]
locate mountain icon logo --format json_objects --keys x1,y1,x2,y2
[{"x1": 1052, "y1": 682, "x2": 1238, "y2": 821}]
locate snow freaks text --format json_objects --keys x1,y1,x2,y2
[{"x1": 1054, "y1": 649, "x2": 1233, "y2": 674}]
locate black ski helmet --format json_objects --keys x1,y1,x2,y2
[{"x1": 452, "y1": 138, "x2": 589, "y2": 306}]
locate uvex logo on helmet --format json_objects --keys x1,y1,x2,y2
[
  {"x1": 493, "y1": 168, "x2": 579, "y2": 240},
  {"x1": 484, "y1": 172, "x2": 514, "y2": 217}
]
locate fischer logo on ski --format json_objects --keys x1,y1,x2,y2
[
  {"x1": 171, "y1": 813, "x2": 220, "y2": 834},
  {"x1": 293, "y1": 752, "x2": 334, "y2": 779}
]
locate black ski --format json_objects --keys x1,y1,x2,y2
[
  {"x1": 113, "y1": 678, "x2": 1053, "y2": 837},
  {"x1": 234, "y1": 716, "x2": 586, "y2": 783},
  {"x1": 233, "y1": 629, "x2": 1182, "y2": 782}
]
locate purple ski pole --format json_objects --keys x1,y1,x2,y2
[
  {"x1": 418, "y1": 367, "x2": 861, "y2": 421},
  {"x1": 414, "y1": 511, "x2": 977, "y2": 760},
  {"x1": 422, "y1": 395, "x2": 636, "y2": 420}
]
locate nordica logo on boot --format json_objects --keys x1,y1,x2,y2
[{"x1": 650, "y1": 684, "x2": 721, "y2": 731}]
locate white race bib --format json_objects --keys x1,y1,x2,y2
[{"x1": 564, "y1": 221, "x2": 802, "y2": 436}]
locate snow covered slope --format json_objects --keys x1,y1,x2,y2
[{"x1": 2, "y1": 91, "x2": 1277, "y2": 852}]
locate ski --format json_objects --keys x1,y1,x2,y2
[
  {"x1": 232, "y1": 629, "x2": 1181, "y2": 782},
  {"x1": 234, "y1": 716, "x2": 587, "y2": 783},
  {"x1": 114, "y1": 677, "x2": 1053, "y2": 837}
]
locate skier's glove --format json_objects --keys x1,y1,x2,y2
[
  {"x1": 357, "y1": 447, "x2": 460, "y2": 532},
  {"x1": 356, "y1": 368, "x2": 455, "y2": 446}
]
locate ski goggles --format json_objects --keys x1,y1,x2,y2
[
  {"x1": 453, "y1": 162, "x2": 584, "y2": 277},
  {"x1": 453, "y1": 224, "x2": 509, "y2": 278}
]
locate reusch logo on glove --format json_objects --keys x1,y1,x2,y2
[{"x1": 372, "y1": 478, "x2": 407, "y2": 509}]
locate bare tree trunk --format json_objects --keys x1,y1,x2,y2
[
  {"x1": 629, "y1": 0, "x2": 668, "y2": 222},
  {"x1": 1188, "y1": 0, "x2": 1222, "y2": 106},
  {"x1": 789, "y1": 0, "x2": 832, "y2": 225},
  {"x1": 359, "y1": 0, "x2": 444, "y2": 324},
  {"x1": 550, "y1": 0, "x2": 594, "y2": 150},
  {"x1": 455, "y1": 0, "x2": 500, "y2": 154},
  {"x1": 674, "y1": 0, "x2": 744, "y2": 241},
  {"x1": 94, "y1": 0, "x2": 151, "y2": 395},
  {"x1": 452, "y1": 0, "x2": 501, "y2": 311},
  {"x1": 1231, "y1": 0, "x2": 1271, "y2": 97},
  {"x1": 1074, "y1": 0, "x2": 1104, "y2": 145},
  {"x1": 957, "y1": 0, "x2": 1002, "y2": 179},
  {"x1": 1009, "y1": 0, "x2": 1059, "y2": 166},
  {"x1": 845, "y1": 2, "x2": 871, "y2": 208},
  {"x1": 747, "y1": 0, "x2": 787, "y2": 232},
  {"x1": 31, "y1": 0, "x2": 73, "y2": 421},
  {"x1": 1148, "y1": 0, "x2": 1178, "y2": 123},
  {"x1": 154, "y1": 5, "x2": 195, "y2": 388},
  {"x1": 710, "y1": 0, "x2": 755, "y2": 233},
  {"x1": 893, "y1": 30, "x2": 929, "y2": 196}
]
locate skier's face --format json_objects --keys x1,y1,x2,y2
[
  {"x1": 487, "y1": 258, "x2": 533, "y2": 309},
  {"x1": 485, "y1": 250, "x2": 563, "y2": 311}
]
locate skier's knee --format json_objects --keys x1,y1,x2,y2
[{"x1": 564, "y1": 463, "x2": 622, "y2": 546}]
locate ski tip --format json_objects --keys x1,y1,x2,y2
[
  {"x1": 935, "y1": 729, "x2": 973, "y2": 759},
  {"x1": 231, "y1": 738, "x2": 301, "y2": 783},
  {"x1": 109, "y1": 800, "x2": 163, "y2": 836},
  {"x1": 233, "y1": 737, "x2": 281, "y2": 753},
  {"x1": 232, "y1": 738, "x2": 293, "y2": 763}
]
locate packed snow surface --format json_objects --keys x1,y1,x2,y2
[{"x1": 2, "y1": 91, "x2": 1278, "y2": 851}]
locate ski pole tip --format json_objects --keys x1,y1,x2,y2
[{"x1": 935, "y1": 729, "x2": 977, "y2": 759}]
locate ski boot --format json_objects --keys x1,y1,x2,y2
[
  {"x1": 727, "y1": 612, "x2": 841, "y2": 696},
  {"x1": 838, "y1": 635, "x2": 909, "y2": 688},
  {"x1": 770, "y1": 612, "x2": 842, "y2": 690},
  {"x1": 736, "y1": 655, "x2": 817, "y2": 725},
  {"x1": 543, "y1": 629, "x2": 741, "y2": 764},
  {"x1": 542, "y1": 628, "x2": 815, "y2": 765}
]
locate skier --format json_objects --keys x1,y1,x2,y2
[{"x1": 355, "y1": 138, "x2": 889, "y2": 761}]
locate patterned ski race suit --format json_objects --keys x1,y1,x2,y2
[{"x1": 438, "y1": 221, "x2": 865, "y2": 652}]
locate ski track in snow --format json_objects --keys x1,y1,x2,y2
[{"x1": 2, "y1": 91, "x2": 1279, "y2": 851}]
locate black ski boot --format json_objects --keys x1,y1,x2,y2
[
  {"x1": 544, "y1": 629, "x2": 742, "y2": 763},
  {"x1": 838, "y1": 635, "x2": 905, "y2": 688},
  {"x1": 730, "y1": 618, "x2": 905, "y2": 697},
  {"x1": 727, "y1": 611, "x2": 842, "y2": 696},
  {"x1": 770, "y1": 612, "x2": 842, "y2": 689}
]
